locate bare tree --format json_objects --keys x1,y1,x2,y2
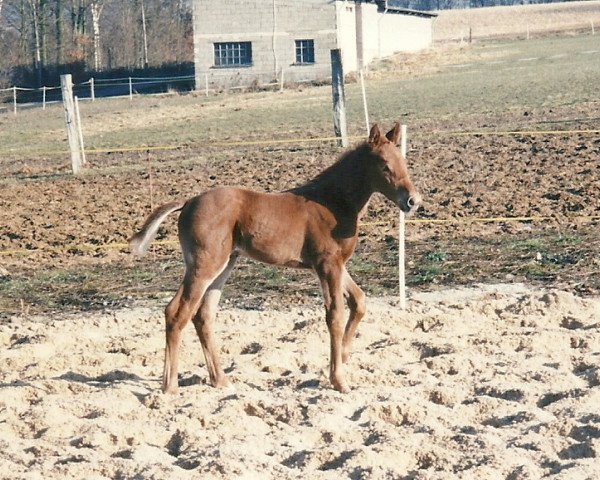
[
  {"x1": 27, "y1": 0, "x2": 51, "y2": 84},
  {"x1": 70, "y1": 0, "x2": 85, "y2": 37},
  {"x1": 1, "y1": 0, "x2": 193, "y2": 87},
  {"x1": 140, "y1": 0, "x2": 148, "y2": 68},
  {"x1": 53, "y1": 0, "x2": 63, "y2": 64},
  {"x1": 142, "y1": 0, "x2": 192, "y2": 66},
  {"x1": 89, "y1": 0, "x2": 102, "y2": 70}
]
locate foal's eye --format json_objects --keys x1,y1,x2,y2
[{"x1": 381, "y1": 164, "x2": 392, "y2": 174}]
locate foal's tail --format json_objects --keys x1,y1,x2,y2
[{"x1": 129, "y1": 200, "x2": 187, "y2": 256}]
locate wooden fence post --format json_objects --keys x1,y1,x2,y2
[
  {"x1": 13, "y1": 86, "x2": 17, "y2": 115},
  {"x1": 60, "y1": 74, "x2": 83, "y2": 175},
  {"x1": 205, "y1": 74, "x2": 209, "y2": 97},
  {"x1": 74, "y1": 96, "x2": 86, "y2": 165},
  {"x1": 129, "y1": 77, "x2": 133, "y2": 100},
  {"x1": 90, "y1": 77, "x2": 95, "y2": 101},
  {"x1": 330, "y1": 49, "x2": 348, "y2": 147},
  {"x1": 42, "y1": 86, "x2": 46, "y2": 110}
]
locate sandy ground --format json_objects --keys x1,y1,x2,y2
[{"x1": 1, "y1": 284, "x2": 599, "y2": 479}]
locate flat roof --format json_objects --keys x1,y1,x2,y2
[{"x1": 382, "y1": 6, "x2": 438, "y2": 18}]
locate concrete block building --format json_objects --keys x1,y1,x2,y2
[{"x1": 193, "y1": 0, "x2": 437, "y2": 89}]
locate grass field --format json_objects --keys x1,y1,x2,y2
[
  {"x1": 434, "y1": 0, "x2": 600, "y2": 41},
  {"x1": 1, "y1": 32, "x2": 599, "y2": 316},
  {"x1": 1, "y1": 34, "x2": 599, "y2": 161}
]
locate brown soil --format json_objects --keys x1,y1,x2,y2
[{"x1": 1, "y1": 101, "x2": 599, "y2": 316}]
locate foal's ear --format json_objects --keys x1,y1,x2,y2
[
  {"x1": 368, "y1": 124, "x2": 382, "y2": 146},
  {"x1": 385, "y1": 123, "x2": 401, "y2": 145}
]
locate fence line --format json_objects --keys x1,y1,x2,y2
[
  {"x1": 434, "y1": 129, "x2": 600, "y2": 137},
  {"x1": 0, "y1": 74, "x2": 197, "y2": 113},
  {"x1": 0, "y1": 75, "x2": 194, "y2": 95},
  {"x1": 0, "y1": 70, "x2": 331, "y2": 114},
  {"x1": 1, "y1": 214, "x2": 599, "y2": 258},
  {"x1": 1, "y1": 127, "x2": 598, "y2": 159}
]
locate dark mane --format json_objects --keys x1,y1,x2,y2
[{"x1": 288, "y1": 142, "x2": 371, "y2": 194}]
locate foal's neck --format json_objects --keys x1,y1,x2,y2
[{"x1": 292, "y1": 144, "x2": 375, "y2": 217}]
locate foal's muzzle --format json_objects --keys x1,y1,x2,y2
[{"x1": 397, "y1": 191, "x2": 422, "y2": 214}]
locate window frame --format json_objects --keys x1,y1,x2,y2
[
  {"x1": 294, "y1": 39, "x2": 315, "y2": 65},
  {"x1": 213, "y1": 41, "x2": 253, "y2": 68}
]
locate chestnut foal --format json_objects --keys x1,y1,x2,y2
[{"x1": 129, "y1": 123, "x2": 421, "y2": 393}]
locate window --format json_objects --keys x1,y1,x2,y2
[
  {"x1": 295, "y1": 39, "x2": 315, "y2": 65},
  {"x1": 214, "y1": 42, "x2": 252, "y2": 67}
]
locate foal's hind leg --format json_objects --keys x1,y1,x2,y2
[
  {"x1": 342, "y1": 268, "x2": 366, "y2": 363},
  {"x1": 162, "y1": 257, "x2": 230, "y2": 394},
  {"x1": 192, "y1": 255, "x2": 237, "y2": 388}
]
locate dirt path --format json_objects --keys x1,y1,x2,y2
[{"x1": 1, "y1": 284, "x2": 599, "y2": 479}]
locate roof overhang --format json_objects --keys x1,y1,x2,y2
[
  {"x1": 366, "y1": 1, "x2": 438, "y2": 18},
  {"x1": 381, "y1": 6, "x2": 438, "y2": 18}
]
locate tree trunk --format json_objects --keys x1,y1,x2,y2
[
  {"x1": 140, "y1": 0, "x2": 148, "y2": 68},
  {"x1": 90, "y1": 0, "x2": 103, "y2": 71},
  {"x1": 55, "y1": 0, "x2": 63, "y2": 65},
  {"x1": 39, "y1": 0, "x2": 47, "y2": 69},
  {"x1": 29, "y1": 0, "x2": 43, "y2": 85},
  {"x1": 71, "y1": 0, "x2": 86, "y2": 37},
  {"x1": 19, "y1": 0, "x2": 28, "y2": 58},
  {"x1": 69, "y1": 0, "x2": 87, "y2": 66}
]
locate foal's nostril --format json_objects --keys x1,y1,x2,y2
[
  {"x1": 406, "y1": 193, "x2": 421, "y2": 210},
  {"x1": 397, "y1": 192, "x2": 421, "y2": 213},
  {"x1": 407, "y1": 193, "x2": 422, "y2": 210}
]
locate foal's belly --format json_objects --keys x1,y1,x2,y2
[{"x1": 234, "y1": 193, "x2": 311, "y2": 268}]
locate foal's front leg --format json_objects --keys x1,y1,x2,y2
[{"x1": 318, "y1": 260, "x2": 349, "y2": 393}]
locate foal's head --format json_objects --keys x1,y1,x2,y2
[{"x1": 366, "y1": 123, "x2": 421, "y2": 214}]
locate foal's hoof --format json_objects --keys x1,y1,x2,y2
[
  {"x1": 162, "y1": 385, "x2": 178, "y2": 395},
  {"x1": 211, "y1": 376, "x2": 231, "y2": 389},
  {"x1": 332, "y1": 380, "x2": 350, "y2": 394}
]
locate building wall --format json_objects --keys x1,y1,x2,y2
[
  {"x1": 193, "y1": 0, "x2": 435, "y2": 89},
  {"x1": 359, "y1": 8, "x2": 435, "y2": 66},
  {"x1": 335, "y1": 1, "x2": 359, "y2": 74},
  {"x1": 375, "y1": 12, "x2": 434, "y2": 58},
  {"x1": 194, "y1": 0, "x2": 337, "y2": 89},
  {"x1": 357, "y1": 2, "x2": 380, "y2": 69}
]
